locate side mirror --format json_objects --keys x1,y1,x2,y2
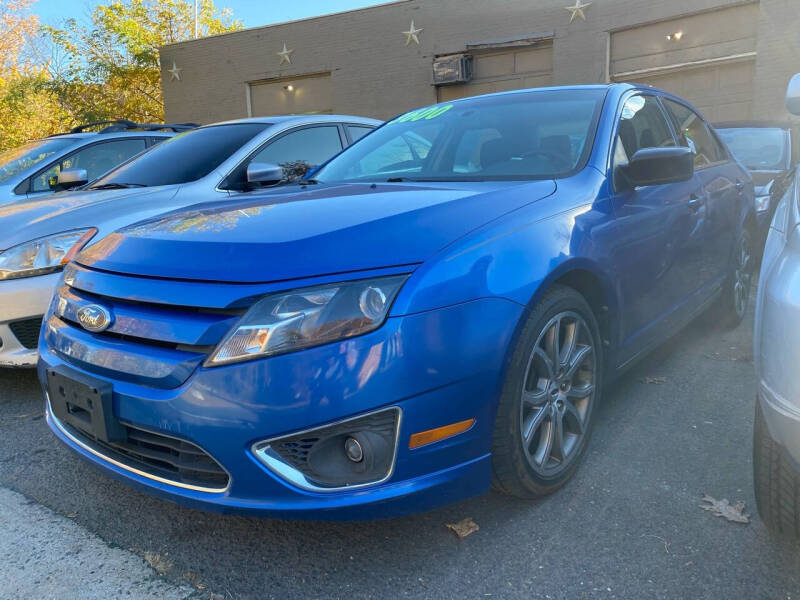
[
  {"x1": 786, "y1": 73, "x2": 800, "y2": 116},
  {"x1": 304, "y1": 165, "x2": 321, "y2": 180},
  {"x1": 246, "y1": 162, "x2": 284, "y2": 187},
  {"x1": 617, "y1": 147, "x2": 694, "y2": 189},
  {"x1": 55, "y1": 168, "x2": 89, "y2": 191}
]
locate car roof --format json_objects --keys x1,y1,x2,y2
[
  {"x1": 44, "y1": 130, "x2": 177, "y2": 142},
  {"x1": 204, "y1": 115, "x2": 382, "y2": 128}
]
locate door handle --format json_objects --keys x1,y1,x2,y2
[
  {"x1": 688, "y1": 193, "x2": 702, "y2": 211},
  {"x1": 735, "y1": 180, "x2": 745, "y2": 192}
]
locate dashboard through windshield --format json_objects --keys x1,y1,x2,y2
[{"x1": 314, "y1": 88, "x2": 606, "y2": 183}]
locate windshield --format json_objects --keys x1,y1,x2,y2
[
  {"x1": 0, "y1": 138, "x2": 75, "y2": 184},
  {"x1": 314, "y1": 89, "x2": 605, "y2": 183},
  {"x1": 716, "y1": 127, "x2": 789, "y2": 171},
  {"x1": 90, "y1": 123, "x2": 269, "y2": 188}
]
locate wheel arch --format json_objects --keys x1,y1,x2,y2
[{"x1": 499, "y1": 259, "x2": 619, "y2": 391}]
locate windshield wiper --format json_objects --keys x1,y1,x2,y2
[
  {"x1": 386, "y1": 177, "x2": 408, "y2": 182},
  {"x1": 90, "y1": 182, "x2": 147, "y2": 190}
]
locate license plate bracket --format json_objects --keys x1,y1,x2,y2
[{"x1": 47, "y1": 366, "x2": 125, "y2": 443}]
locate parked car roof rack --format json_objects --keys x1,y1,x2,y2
[{"x1": 47, "y1": 120, "x2": 199, "y2": 136}]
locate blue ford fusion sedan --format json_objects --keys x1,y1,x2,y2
[{"x1": 38, "y1": 84, "x2": 755, "y2": 519}]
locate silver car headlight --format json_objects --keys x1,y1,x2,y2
[
  {"x1": 206, "y1": 275, "x2": 408, "y2": 366},
  {"x1": 0, "y1": 228, "x2": 97, "y2": 281}
]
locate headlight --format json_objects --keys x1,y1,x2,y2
[
  {"x1": 755, "y1": 195, "x2": 771, "y2": 213},
  {"x1": 0, "y1": 228, "x2": 97, "y2": 281},
  {"x1": 206, "y1": 275, "x2": 408, "y2": 366}
]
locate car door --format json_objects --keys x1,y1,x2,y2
[
  {"x1": 662, "y1": 98, "x2": 741, "y2": 284},
  {"x1": 26, "y1": 138, "x2": 148, "y2": 197},
  {"x1": 607, "y1": 93, "x2": 709, "y2": 364}
]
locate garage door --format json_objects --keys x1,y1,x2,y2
[
  {"x1": 438, "y1": 44, "x2": 552, "y2": 102},
  {"x1": 627, "y1": 60, "x2": 754, "y2": 122},
  {"x1": 249, "y1": 73, "x2": 332, "y2": 116},
  {"x1": 611, "y1": 3, "x2": 757, "y2": 122}
]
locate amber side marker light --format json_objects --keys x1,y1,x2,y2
[{"x1": 408, "y1": 418, "x2": 476, "y2": 450}]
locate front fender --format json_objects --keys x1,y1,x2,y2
[{"x1": 392, "y1": 170, "x2": 612, "y2": 316}]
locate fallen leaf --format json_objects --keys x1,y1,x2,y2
[
  {"x1": 144, "y1": 551, "x2": 174, "y2": 575},
  {"x1": 641, "y1": 376, "x2": 667, "y2": 384},
  {"x1": 446, "y1": 517, "x2": 479, "y2": 539},
  {"x1": 700, "y1": 494, "x2": 750, "y2": 524}
]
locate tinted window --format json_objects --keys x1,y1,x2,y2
[
  {"x1": 251, "y1": 126, "x2": 343, "y2": 167},
  {"x1": 31, "y1": 138, "x2": 147, "y2": 192},
  {"x1": 90, "y1": 123, "x2": 268, "y2": 188},
  {"x1": 315, "y1": 89, "x2": 606, "y2": 183},
  {"x1": 612, "y1": 95, "x2": 676, "y2": 168},
  {"x1": 716, "y1": 127, "x2": 788, "y2": 171},
  {"x1": 662, "y1": 99, "x2": 724, "y2": 168},
  {"x1": 0, "y1": 138, "x2": 75, "y2": 184},
  {"x1": 347, "y1": 125, "x2": 374, "y2": 142}
]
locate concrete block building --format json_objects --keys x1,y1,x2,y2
[{"x1": 159, "y1": 0, "x2": 800, "y2": 125}]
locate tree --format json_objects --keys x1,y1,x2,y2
[
  {"x1": 0, "y1": 0, "x2": 67, "y2": 150},
  {"x1": 44, "y1": 0, "x2": 242, "y2": 124},
  {"x1": 0, "y1": 0, "x2": 37, "y2": 71}
]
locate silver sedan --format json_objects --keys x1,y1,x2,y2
[
  {"x1": 0, "y1": 114, "x2": 379, "y2": 367},
  {"x1": 753, "y1": 73, "x2": 800, "y2": 536}
]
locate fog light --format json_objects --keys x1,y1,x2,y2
[
  {"x1": 344, "y1": 437, "x2": 364, "y2": 462},
  {"x1": 252, "y1": 407, "x2": 401, "y2": 491}
]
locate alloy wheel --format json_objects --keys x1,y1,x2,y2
[
  {"x1": 733, "y1": 235, "x2": 752, "y2": 318},
  {"x1": 519, "y1": 311, "x2": 596, "y2": 476}
]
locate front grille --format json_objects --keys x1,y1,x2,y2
[
  {"x1": 62, "y1": 420, "x2": 229, "y2": 490},
  {"x1": 9, "y1": 316, "x2": 43, "y2": 350}
]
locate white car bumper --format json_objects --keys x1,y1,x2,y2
[{"x1": 0, "y1": 272, "x2": 61, "y2": 368}]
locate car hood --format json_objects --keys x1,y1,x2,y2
[
  {"x1": 0, "y1": 186, "x2": 182, "y2": 250},
  {"x1": 77, "y1": 180, "x2": 557, "y2": 283}
]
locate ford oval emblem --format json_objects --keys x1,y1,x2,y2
[{"x1": 76, "y1": 304, "x2": 113, "y2": 333}]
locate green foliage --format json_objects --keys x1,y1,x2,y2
[
  {"x1": 0, "y1": 1, "x2": 241, "y2": 151},
  {"x1": 44, "y1": 0, "x2": 242, "y2": 124}
]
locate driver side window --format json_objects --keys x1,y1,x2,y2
[{"x1": 612, "y1": 95, "x2": 676, "y2": 170}]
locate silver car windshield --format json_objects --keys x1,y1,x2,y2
[
  {"x1": 716, "y1": 127, "x2": 788, "y2": 171},
  {"x1": 0, "y1": 138, "x2": 75, "y2": 184},
  {"x1": 314, "y1": 88, "x2": 606, "y2": 183}
]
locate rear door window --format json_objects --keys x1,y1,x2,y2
[
  {"x1": 662, "y1": 99, "x2": 725, "y2": 168},
  {"x1": 347, "y1": 125, "x2": 375, "y2": 143}
]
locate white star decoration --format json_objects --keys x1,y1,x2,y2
[
  {"x1": 402, "y1": 20, "x2": 423, "y2": 46},
  {"x1": 167, "y1": 61, "x2": 182, "y2": 81},
  {"x1": 565, "y1": 0, "x2": 592, "y2": 22},
  {"x1": 277, "y1": 42, "x2": 294, "y2": 65}
]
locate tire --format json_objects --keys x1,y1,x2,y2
[
  {"x1": 715, "y1": 228, "x2": 753, "y2": 329},
  {"x1": 753, "y1": 400, "x2": 800, "y2": 538},
  {"x1": 492, "y1": 285, "x2": 603, "y2": 498}
]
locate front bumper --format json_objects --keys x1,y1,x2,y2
[
  {"x1": 39, "y1": 297, "x2": 523, "y2": 519},
  {"x1": 0, "y1": 272, "x2": 60, "y2": 367}
]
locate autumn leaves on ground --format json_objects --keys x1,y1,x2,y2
[{"x1": 0, "y1": 0, "x2": 241, "y2": 152}]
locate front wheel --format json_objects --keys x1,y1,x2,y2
[
  {"x1": 753, "y1": 400, "x2": 800, "y2": 538},
  {"x1": 491, "y1": 285, "x2": 603, "y2": 498}
]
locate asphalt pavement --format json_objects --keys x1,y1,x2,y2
[{"x1": 1, "y1": 303, "x2": 799, "y2": 599}]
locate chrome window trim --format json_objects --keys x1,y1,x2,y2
[
  {"x1": 46, "y1": 393, "x2": 231, "y2": 494},
  {"x1": 251, "y1": 406, "x2": 402, "y2": 493}
]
